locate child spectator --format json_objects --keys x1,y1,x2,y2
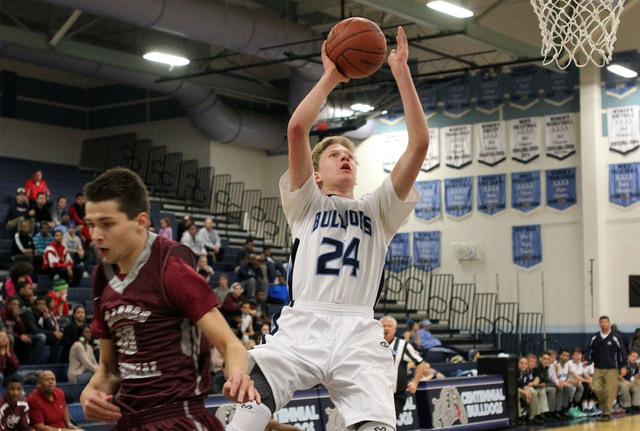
[
  {"x1": 0, "y1": 374, "x2": 32, "y2": 431},
  {"x1": 45, "y1": 276, "x2": 70, "y2": 319},
  {"x1": 158, "y1": 217, "x2": 173, "y2": 241}
]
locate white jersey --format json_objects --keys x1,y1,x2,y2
[{"x1": 280, "y1": 172, "x2": 419, "y2": 308}]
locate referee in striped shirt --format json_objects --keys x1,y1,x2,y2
[{"x1": 381, "y1": 316, "x2": 427, "y2": 418}]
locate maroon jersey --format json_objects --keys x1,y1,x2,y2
[
  {"x1": 0, "y1": 396, "x2": 33, "y2": 431},
  {"x1": 90, "y1": 233, "x2": 219, "y2": 413}
]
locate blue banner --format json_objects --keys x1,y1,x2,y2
[
  {"x1": 605, "y1": 50, "x2": 638, "y2": 98},
  {"x1": 475, "y1": 73, "x2": 504, "y2": 114},
  {"x1": 386, "y1": 232, "x2": 411, "y2": 272},
  {"x1": 443, "y1": 76, "x2": 471, "y2": 118},
  {"x1": 415, "y1": 180, "x2": 441, "y2": 221},
  {"x1": 512, "y1": 225, "x2": 542, "y2": 269},
  {"x1": 511, "y1": 171, "x2": 541, "y2": 213},
  {"x1": 509, "y1": 65, "x2": 540, "y2": 110},
  {"x1": 546, "y1": 168, "x2": 577, "y2": 211},
  {"x1": 477, "y1": 174, "x2": 507, "y2": 216},
  {"x1": 543, "y1": 68, "x2": 575, "y2": 106},
  {"x1": 445, "y1": 176, "x2": 473, "y2": 218},
  {"x1": 609, "y1": 162, "x2": 640, "y2": 207},
  {"x1": 413, "y1": 231, "x2": 441, "y2": 270}
]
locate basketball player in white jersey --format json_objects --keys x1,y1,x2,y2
[{"x1": 227, "y1": 26, "x2": 429, "y2": 431}]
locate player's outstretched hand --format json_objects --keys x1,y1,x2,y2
[
  {"x1": 321, "y1": 41, "x2": 349, "y2": 84},
  {"x1": 388, "y1": 26, "x2": 409, "y2": 76},
  {"x1": 80, "y1": 388, "x2": 122, "y2": 423},
  {"x1": 223, "y1": 370, "x2": 262, "y2": 404}
]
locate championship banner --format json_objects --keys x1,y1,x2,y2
[
  {"x1": 413, "y1": 231, "x2": 441, "y2": 270},
  {"x1": 546, "y1": 168, "x2": 577, "y2": 211},
  {"x1": 543, "y1": 68, "x2": 575, "y2": 106},
  {"x1": 475, "y1": 121, "x2": 506, "y2": 166},
  {"x1": 475, "y1": 73, "x2": 504, "y2": 114},
  {"x1": 544, "y1": 113, "x2": 578, "y2": 160},
  {"x1": 512, "y1": 225, "x2": 542, "y2": 269},
  {"x1": 444, "y1": 124, "x2": 473, "y2": 169},
  {"x1": 607, "y1": 106, "x2": 640, "y2": 155},
  {"x1": 477, "y1": 174, "x2": 507, "y2": 216},
  {"x1": 443, "y1": 77, "x2": 471, "y2": 118},
  {"x1": 605, "y1": 50, "x2": 638, "y2": 99},
  {"x1": 509, "y1": 65, "x2": 540, "y2": 110},
  {"x1": 609, "y1": 162, "x2": 640, "y2": 208},
  {"x1": 381, "y1": 131, "x2": 408, "y2": 173},
  {"x1": 415, "y1": 180, "x2": 441, "y2": 222},
  {"x1": 386, "y1": 232, "x2": 411, "y2": 272},
  {"x1": 510, "y1": 117, "x2": 542, "y2": 163},
  {"x1": 445, "y1": 176, "x2": 473, "y2": 219},
  {"x1": 511, "y1": 171, "x2": 541, "y2": 213}
]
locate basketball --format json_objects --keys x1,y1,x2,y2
[{"x1": 325, "y1": 17, "x2": 387, "y2": 79}]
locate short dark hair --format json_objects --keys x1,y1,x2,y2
[
  {"x1": 599, "y1": 315, "x2": 610, "y2": 322},
  {"x1": 4, "y1": 374, "x2": 23, "y2": 388},
  {"x1": 36, "y1": 192, "x2": 46, "y2": 198},
  {"x1": 572, "y1": 347, "x2": 582, "y2": 354},
  {"x1": 559, "y1": 349, "x2": 570, "y2": 356},
  {"x1": 84, "y1": 167, "x2": 150, "y2": 220},
  {"x1": 73, "y1": 305, "x2": 85, "y2": 313},
  {"x1": 76, "y1": 192, "x2": 84, "y2": 198},
  {"x1": 16, "y1": 280, "x2": 30, "y2": 292},
  {"x1": 630, "y1": 348, "x2": 640, "y2": 356},
  {"x1": 56, "y1": 196, "x2": 66, "y2": 203}
]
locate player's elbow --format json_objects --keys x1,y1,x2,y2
[{"x1": 287, "y1": 119, "x2": 307, "y2": 142}]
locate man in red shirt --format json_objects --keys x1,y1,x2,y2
[
  {"x1": 42, "y1": 227, "x2": 81, "y2": 287},
  {"x1": 0, "y1": 374, "x2": 34, "y2": 430},
  {"x1": 26, "y1": 371, "x2": 80, "y2": 430},
  {"x1": 24, "y1": 171, "x2": 51, "y2": 203}
]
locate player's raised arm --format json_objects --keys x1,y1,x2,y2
[
  {"x1": 388, "y1": 26, "x2": 430, "y2": 201},
  {"x1": 80, "y1": 338, "x2": 122, "y2": 423},
  {"x1": 286, "y1": 42, "x2": 349, "y2": 191}
]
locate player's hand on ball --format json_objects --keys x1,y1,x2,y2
[
  {"x1": 80, "y1": 389, "x2": 122, "y2": 423},
  {"x1": 223, "y1": 371, "x2": 262, "y2": 404},
  {"x1": 321, "y1": 41, "x2": 349, "y2": 84}
]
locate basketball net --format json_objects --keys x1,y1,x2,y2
[{"x1": 530, "y1": 0, "x2": 626, "y2": 68}]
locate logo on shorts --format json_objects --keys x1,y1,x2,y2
[
  {"x1": 380, "y1": 341, "x2": 389, "y2": 348},
  {"x1": 324, "y1": 407, "x2": 346, "y2": 431},
  {"x1": 432, "y1": 386, "x2": 469, "y2": 428}
]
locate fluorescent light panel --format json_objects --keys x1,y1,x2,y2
[
  {"x1": 143, "y1": 51, "x2": 190, "y2": 66},
  {"x1": 350, "y1": 103, "x2": 374, "y2": 112},
  {"x1": 607, "y1": 64, "x2": 638, "y2": 78},
  {"x1": 426, "y1": 1, "x2": 474, "y2": 18}
]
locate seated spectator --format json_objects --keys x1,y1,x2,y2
[
  {"x1": 4, "y1": 187, "x2": 35, "y2": 235},
  {"x1": 0, "y1": 374, "x2": 33, "y2": 431},
  {"x1": 198, "y1": 218, "x2": 225, "y2": 264},
  {"x1": 214, "y1": 273, "x2": 231, "y2": 303},
  {"x1": 30, "y1": 193, "x2": 53, "y2": 231},
  {"x1": 68, "y1": 193, "x2": 93, "y2": 255},
  {"x1": 260, "y1": 246, "x2": 285, "y2": 284},
  {"x1": 180, "y1": 223, "x2": 206, "y2": 258},
  {"x1": 10, "y1": 221, "x2": 36, "y2": 265},
  {"x1": 176, "y1": 215, "x2": 193, "y2": 242},
  {"x1": 518, "y1": 357, "x2": 544, "y2": 424},
  {"x1": 235, "y1": 238, "x2": 255, "y2": 268},
  {"x1": 418, "y1": 319, "x2": 441, "y2": 351},
  {"x1": 13, "y1": 281, "x2": 35, "y2": 312},
  {"x1": 7, "y1": 293, "x2": 44, "y2": 366},
  {"x1": 0, "y1": 330, "x2": 20, "y2": 388},
  {"x1": 252, "y1": 290, "x2": 270, "y2": 329},
  {"x1": 267, "y1": 274, "x2": 289, "y2": 305},
  {"x1": 240, "y1": 301, "x2": 255, "y2": 344},
  {"x1": 196, "y1": 255, "x2": 214, "y2": 283},
  {"x1": 158, "y1": 216, "x2": 173, "y2": 241},
  {"x1": 61, "y1": 306, "x2": 85, "y2": 363},
  {"x1": 237, "y1": 253, "x2": 267, "y2": 299},
  {"x1": 220, "y1": 283, "x2": 250, "y2": 319},
  {"x1": 22, "y1": 297, "x2": 61, "y2": 364},
  {"x1": 556, "y1": 349, "x2": 579, "y2": 415},
  {"x1": 415, "y1": 361, "x2": 445, "y2": 381},
  {"x1": 42, "y1": 226, "x2": 82, "y2": 287},
  {"x1": 403, "y1": 319, "x2": 421, "y2": 350},
  {"x1": 619, "y1": 348, "x2": 640, "y2": 412},
  {"x1": 27, "y1": 371, "x2": 81, "y2": 430},
  {"x1": 62, "y1": 223, "x2": 84, "y2": 267},
  {"x1": 535, "y1": 351, "x2": 562, "y2": 419},
  {"x1": 32, "y1": 223, "x2": 52, "y2": 267},
  {"x1": 67, "y1": 326, "x2": 98, "y2": 384},
  {"x1": 1, "y1": 297, "x2": 26, "y2": 348},
  {"x1": 49, "y1": 196, "x2": 68, "y2": 227},
  {"x1": 45, "y1": 276, "x2": 70, "y2": 320},
  {"x1": 566, "y1": 348, "x2": 590, "y2": 417},
  {"x1": 4, "y1": 261, "x2": 34, "y2": 302},
  {"x1": 24, "y1": 170, "x2": 50, "y2": 203}
]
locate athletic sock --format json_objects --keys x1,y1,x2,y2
[{"x1": 226, "y1": 402, "x2": 272, "y2": 431}]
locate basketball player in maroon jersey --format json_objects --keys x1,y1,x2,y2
[{"x1": 79, "y1": 168, "x2": 259, "y2": 430}]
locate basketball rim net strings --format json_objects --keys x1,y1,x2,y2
[{"x1": 530, "y1": 0, "x2": 626, "y2": 68}]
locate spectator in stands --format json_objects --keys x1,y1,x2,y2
[
  {"x1": 158, "y1": 217, "x2": 173, "y2": 241},
  {"x1": 45, "y1": 276, "x2": 70, "y2": 320},
  {"x1": 62, "y1": 223, "x2": 84, "y2": 267},
  {"x1": 67, "y1": 326, "x2": 98, "y2": 384},
  {"x1": 221, "y1": 283, "x2": 250, "y2": 319},
  {"x1": 403, "y1": 319, "x2": 421, "y2": 350},
  {"x1": 49, "y1": 196, "x2": 68, "y2": 227},
  {"x1": 22, "y1": 297, "x2": 62, "y2": 364},
  {"x1": 240, "y1": 301, "x2": 255, "y2": 344},
  {"x1": 24, "y1": 170, "x2": 50, "y2": 203},
  {"x1": 61, "y1": 306, "x2": 86, "y2": 363},
  {"x1": 235, "y1": 238, "x2": 255, "y2": 268},
  {"x1": 11, "y1": 288, "x2": 46, "y2": 365},
  {"x1": 198, "y1": 218, "x2": 225, "y2": 264},
  {"x1": 267, "y1": 274, "x2": 289, "y2": 305},
  {"x1": 0, "y1": 330, "x2": 20, "y2": 388},
  {"x1": 0, "y1": 374, "x2": 33, "y2": 431},
  {"x1": 517, "y1": 357, "x2": 544, "y2": 424},
  {"x1": 176, "y1": 215, "x2": 193, "y2": 241},
  {"x1": 619, "y1": 348, "x2": 640, "y2": 412},
  {"x1": 4, "y1": 187, "x2": 35, "y2": 235},
  {"x1": 68, "y1": 192, "x2": 94, "y2": 260},
  {"x1": 629, "y1": 328, "x2": 640, "y2": 353},
  {"x1": 417, "y1": 319, "x2": 441, "y2": 352},
  {"x1": 237, "y1": 253, "x2": 267, "y2": 299},
  {"x1": 27, "y1": 370, "x2": 81, "y2": 430},
  {"x1": 197, "y1": 255, "x2": 214, "y2": 283},
  {"x1": 214, "y1": 273, "x2": 231, "y2": 303},
  {"x1": 30, "y1": 193, "x2": 53, "y2": 231},
  {"x1": 42, "y1": 226, "x2": 82, "y2": 287},
  {"x1": 10, "y1": 220, "x2": 36, "y2": 265},
  {"x1": 251, "y1": 290, "x2": 270, "y2": 330},
  {"x1": 260, "y1": 247, "x2": 285, "y2": 285},
  {"x1": 32, "y1": 223, "x2": 52, "y2": 259},
  {"x1": 181, "y1": 223, "x2": 207, "y2": 259},
  {"x1": 416, "y1": 362, "x2": 445, "y2": 381},
  {"x1": 4, "y1": 261, "x2": 34, "y2": 302},
  {"x1": 12, "y1": 281, "x2": 34, "y2": 312},
  {"x1": 1, "y1": 297, "x2": 26, "y2": 348}
]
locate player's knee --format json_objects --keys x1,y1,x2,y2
[{"x1": 352, "y1": 421, "x2": 396, "y2": 431}]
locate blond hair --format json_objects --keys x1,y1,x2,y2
[{"x1": 311, "y1": 136, "x2": 357, "y2": 172}]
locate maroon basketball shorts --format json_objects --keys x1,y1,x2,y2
[{"x1": 113, "y1": 399, "x2": 224, "y2": 431}]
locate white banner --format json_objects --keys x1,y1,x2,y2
[
  {"x1": 607, "y1": 106, "x2": 640, "y2": 154},
  {"x1": 381, "y1": 131, "x2": 408, "y2": 173},
  {"x1": 422, "y1": 127, "x2": 440, "y2": 172},
  {"x1": 475, "y1": 121, "x2": 506, "y2": 166},
  {"x1": 510, "y1": 117, "x2": 542, "y2": 163},
  {"x1": 544, "y1": 113, "x2": 578, "y2": 160},
  {"x1": 444, "y1": 124, "x2": 472, "y2": 169}
]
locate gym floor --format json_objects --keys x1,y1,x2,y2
[{"x1": 509, "y1": 410, "x2": 639, "y2": 431}]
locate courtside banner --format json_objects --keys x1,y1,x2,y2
[
  {"x1": 609, "y1": 162, "x2": 640, "y2": 208},
  {"x1": 546, "y1": 168, "x2": 577, "y2": 211},
  {"x1": 443, "y1": 76, "x2": 471, "y2": 118},
  {"x1": 512, "y1": 225, "x2": 542, "y2": 269},
  {"x1": 413, "y1": 231, "x2": 441, "y2": 270},
  {"x1": 386, "y1": 232, "x2": 411, "y2": 272},
  {"x1": 475, "y1": 73, "x2": 504, "y2": 114},
  {"x1": 475, "y1": 121, "x2": 506, "y2": 166},
  {"x1": 543, "y1": 68, "x2": 575, "y2": 106},
  {"x1": 422, "y1": 127, "x2": 440, "y2": 172},
  {"x1": 510, "y1": 117, "x2": 542, "y2": 163},
  {"x1": 445, "y1": 177, "x2": 473, "y2": 219},
  {"x1": 444, "y1": 125, "x2": 473, "y2": 169},
  {"x1": 415, "y1": 180, "x2": 441, "y2": 222},
  {"x1": 477, "y1": 174, "x2": 507, "y2": 216},
  {"x1": 511, "y1": 171, "x2": 541, "y2": 213},
  {"x1": 545, "y1": 113, "x2": 578, "y2": 160},
  {"x1": 509, "y1": 65, "x2": 540, "y2": 110},
  {"x1": 607, "y1": 106, "x2": 640, "y2": 155},
  {"x1": 605, "y1": 50, "x2": 638, "y2": 99}
]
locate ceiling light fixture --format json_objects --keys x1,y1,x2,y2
[
  {"x1": 350, "y1": 103, "x2": 375, "y2": 112},
  {"x1": 426, "y1": 1, "x2": 474, "y2": 19},
  {"x1": 606, "y1": 64, "x2": 638, "y2": 78},
  {"x1": 143, "y1": 51, "x2": 190, "y2": 67}
]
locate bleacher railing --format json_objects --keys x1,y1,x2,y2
[{"x1": 449, "y1": 283, "x2": 476, "y2": 333}]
